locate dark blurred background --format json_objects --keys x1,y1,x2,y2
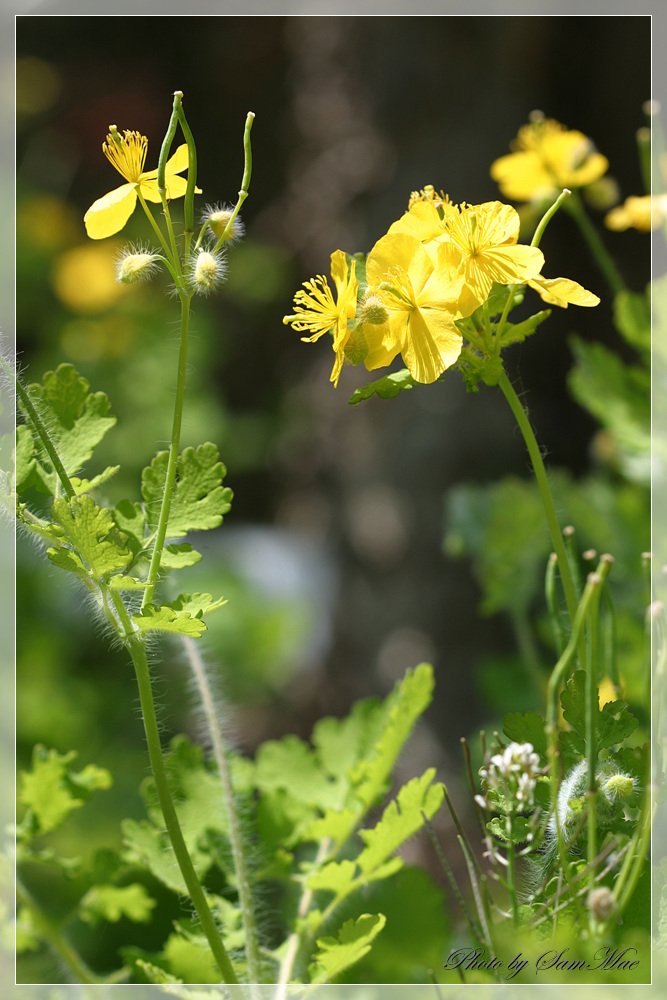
[{"x1": 15, "y1": 15, "x2": 650, "y2": 857}]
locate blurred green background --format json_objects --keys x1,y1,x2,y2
[{"x1": 15, "y1": 12, "x2": 651, "y2": 945}]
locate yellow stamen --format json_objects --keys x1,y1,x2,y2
[{"x1": 102, "y1": 129, "x2": 148, "y2": 185}]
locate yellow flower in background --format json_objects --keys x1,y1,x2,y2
[
  {"x1": 283, "y1": 250, "x2": 359, "y2": 387},
  {"x1": 604, "y1": 194, "x2": 663, "y2": 232},
  {"x1": 52, "y1": 242, "x2": 126, "y2": 312},
  {"x1": 528, "y1": 275, "x2": 600, "y2": 308},
  {"x1": 365, "y1": 233, "x2": 465, "y2": 384},
  {"x1": 84, "y1": 128, "x2": 195, "y2": 239},
  {"x1": 490, "y1": 116, "x2": 609, "y2": 202}
]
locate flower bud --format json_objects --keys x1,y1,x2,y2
[
  {"x1": 191, "y1": 249, "x2": 225, "y2": 295},
  {"x1": 116, "y1": 250, "x2": 158, "y2": 284},
  {"x1": 205, "y1": 204, "x2": 245, "y2": 243},
  {"x1": 601, "y1": 772, "x2": 635, "y2": 802},
  {"x1": 588, "y1": 886, "x2": 617, "y2": 922},
  {"x1": 359, "y1": 294, "x2": 388, "y2": 326}
]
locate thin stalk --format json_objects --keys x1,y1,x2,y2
[
  {"x1": 421, "y1": 811, "x2": 484, "y2": 946},
  {"x1": 498, "y1": 372, "x2": 582, "y2": 660},
  {"x1": 141, "y1": 291, "x2": 192, "y2": 610},
  {"x1": 505, "y1": 814, "x2": 519, "y2": 926},
  {"x1": 564, "y1": 190, "x2": 626, "y2": 296},
  {"x1": 176, "y1": 95, "x2": 198, "y2": 246},
  {"x1": 545, "y1": 551, "x2": 566, "y2": 656},
  {"x1": 277, "y1": 838, "x2": 331, "y2": 993},
  {"x1": 154, "y1": 97, "x2": 184, "y2": 267},
  {"x1": 585, "y1": 561, "x2": 606, "y2": 901},
  {"x1": 531, "y1": 188, "x2": 572, "y2": 248},
  {"x1": 4, "y1": 356, "x2": 75, "y2": 500},
  {"x1": 212, "y1": 112, "x2": 255, "y2": 254},
  {"x1": 137, "y1": 190, "x2": 176, "y2": 265},
  {"x1": 16, "y1": 879, "x2": 102, "y2": 984},
  {"x1": 613, "y1": 786, "x2": 653, "y2": 916},
  {"x1": 127, "y1": 634, "x2": 239, "y2": 984},
  {"x1": 182, "y1": 636, "x2": 261, "y2": 988}
]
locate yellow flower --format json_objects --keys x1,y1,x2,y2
[
  {"x1": 388, "y1": 199, "x2": 544, "y2": 315},
  {"x1": 84, "y1": 128, "x2": 195, "y2": 239},
  {"x1": 604, "y1": 194, "x2": 663, "y2": 232},
  {"x1": 283, "y1": 250, "x2": 358, "y2": 387},
  {"x1": 441, "y1": 201, "x2": 545, "y2": 314},
  {"x1": 365, "y1": 232, "x2": 465, "y2": 384},
  {"x1": 528, "y1": 275, "x2": 600, "y2": 308},
  {"x1": 490, "y1": 117, "x2": 608, "y2": 202}
]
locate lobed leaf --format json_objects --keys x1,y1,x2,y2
[
  {"x1": 131, "y1": 604, "x2": 207, "y2": 637},
  {"x1": 49, "y1": 494, "x2": 132, "y2": 580},
  {"x1": 141, "y1": 443, "x2": 233, "y2": 538},
  {"x1": 19, "y1": 746, "x2": 111, "y2": 839},
  {"x1": 18, "y1": 363, "x2": 116, "y2": 495},
  {"x1": 309, "y1": 913, "x2": 386, "y2": 984},
  {"x1": 356, "y1": 769, "x2": 444, "y2": 876},
  {"x1": 79, "y1": 883, "x2": 156, "y2": 926}
]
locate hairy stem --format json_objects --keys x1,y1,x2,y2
[
  {"x1": 127, "y1": 634, "x2": 239, "y2": 984},
  {"x1": 182, "y1": 636, "x2": 261, "y2": 988}
]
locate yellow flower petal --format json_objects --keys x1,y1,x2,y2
[
  {"x1": 84, "y1": 183, "x2": 138, "y2": 239},
  {"x1": 140, "y1": 143, "x2": 190, "y2": 181},
  {"x1": 139, "y1": 174, "x2": 192, "y2": 204},
  {"x1": 529, "y1": 276, "x2": 600, "y2": 308}
]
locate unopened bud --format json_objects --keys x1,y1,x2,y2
[
  {"x1": 116, "y1": 250, "x2": 158, "y2": 284},
  {"x1": 360, "y1": 294, "x2": 388, "y2": 326},
  {"x1": 192, "y1": 249, "x2": 225, "y2": 294},
  {"x1": 207, "y1": 206, "x2": 244, "y2": 243},
  {"x1": 601, "y1": 772, "x2": 635, "y2": 802},
  {"x1": 588, "y1": 886, "x2": 617, "y2": 922}
]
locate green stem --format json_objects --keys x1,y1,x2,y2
[
  {"x1": 127, "y1": 634, "x2": 239, "y2": 984},
  {"x1": 16, "y1": 879, "x2": 101, "y2": 984},
  {"x1": 141, "y1": 291, "x2": 192, "y2": 610},
  {"x1": 212, "y1": 112, "x2": 255, "y2": 254},
  {"x1": 182, "y1": 637, "x2": 261, "y2": 988},
  {"x1": 4, "y1": 356, "x2": 75, "y2": 500},
  {"x1": 176, "y1": 95, "x2": 198, "y2": 244},
  {"x1": 497, "y1": 373, "x2": 580, "y2": 636},
  {"x1": 531, "y1": 188, "x2": 572, "y2": 248},
  {"x1": 277, "y1": 838, "x2": 331, "y2": 991},
  {"x1": 564, "y1": 190, "x2": 626, "y2": 295},
  {"x1": 137, "y1": 191, "x2": 177, "y2": 266},
  {"x1": 505, "y1": 814, "x2": 519, "y2": 926}
]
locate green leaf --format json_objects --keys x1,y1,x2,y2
[
  {"x1": 122, "y1": 820, "x2": 189, "y2": 896},
  {"x1": 70, "y1": 466, "x2": 120, "y2": 495},
  {"x1": 612, "y1": 289, "x2": 650, "y2": 353},
  {"x1": 498, "y1": 309, "x2": 550, "y2": 346},
  {"x1": 356, "y1": 769, "x2": 444, "y2": 876},
  {"x1": 349, "y1": 369, "x2": 417, "y2": 405},
  {"x1": 167, "y1": 592, "x2": 227, "y2": 618},
  {"x1": 568, "y1": 335, "x2": 649, "y2": 482},
  {"x1": 351, "y1": 663, "x2": 434, "y2": 813},
  {"x1": 255, "y1": 735, "x2": 344, "y2": 811},
  {"x1": 307, "y1": 859, "x2": 357, "y2": 895},
  {"x1": 79, "y1": 883, "x2": 156, "y2": 926},
  {"x1": 561, "y1": 671, "x2": 639, "y2": 752},
  {"x1": 309, "y1": 913, "x2": 386, "y2": 984},
  {"x1": 141, "y1": 443, "x2": 233, "y2": 538},
  {"x1": 48, "y1": 494, "x2": 132, "y2": 580},
  {"x1": 19, "y1": 746, "x2": 111, "y2": 838},
  {"x1": 503, "y1": 711, "x2": 548, "y2": 760},
  {"x1": 161, "y1": 543, "x2": 202, "y2": 569},
  {"x1": 131, "y1": 604, "x2": 207, "y2": 637},
  {"x1": 444, "y1": 477, "x2": 550, "y2": 616},
  {"x1": 112, "y1": 499, "x2": 147, "y2": 555},
  {"x1": 19, "y1": 364, "x2": 116, "y2": 495},
  {"x1": 487, "y1": 815, "x2": 533, "y2": 845}
]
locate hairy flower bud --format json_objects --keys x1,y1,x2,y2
[
  {"x1": 601, "y1": 771, "x2": 635, "y2": 802},
  {"x1": 359, "y1": 294, "x2": 388, "y2": 326},
  {"x1": 205, "y1": 203, "x2": 245, "y2": 243},
  {"x1": 191, "y1": 249, "x2": 225, "y2": 295},
  {"x1": 116, "y1": 250, "x2": 159, "y2": 284}
]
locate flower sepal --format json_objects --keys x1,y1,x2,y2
[{"x1": 458, "y1": 349, "x2": 505, "y2": 392}]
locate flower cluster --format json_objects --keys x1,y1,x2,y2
[
  {"x1": 489, "y1": 113, "x2": 609, "y2": 203},
  {"x1": 477, "y1": 741, "x2": 541, "y2": 813},
  {"x1": 284, "y1": 191, "x2": 598, "y2": 387}
]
